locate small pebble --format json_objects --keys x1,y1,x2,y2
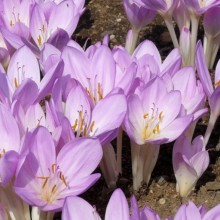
[
  {"x1": 159, "y1": 198, "x2": 166, "y2": 205},
  {"x1": 116, "y1": 18, "x2": 122, "y2": 22},
  {"x1": 110, "y1": 34, "x2": 115, "y2": 40}
]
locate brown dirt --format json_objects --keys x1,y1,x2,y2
[{"x1": 67, "y1": 0, "x2": 220, "y2": 219}]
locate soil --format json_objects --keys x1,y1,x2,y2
[{"x1": 59, "y1": 0, "x2": 220, "y2": 219}]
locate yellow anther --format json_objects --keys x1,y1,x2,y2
[
  {"x1": 214, "y1": 80, "x2": 220, "y2": 87},
  {"x1": 51, "y1": 164, "x2": 56, "y2": 174},
  {"x1": 37, "y1": 35, "x2": 42, "y2": 47},
  {"x1": 72, "y1": 119, "x2": 78, "y2": 131},
  {"x1": 98, "y1": 83, "x2": 103, "y2": 100},
  {"x1": 60, "y1": 173, "x2": 68, "y2": 187},
  {"x1": 90, "y1": 121, "x2": 95, "y2": 133},
  {"x1": 42, "y1": 24, "x2": 45, "y2": 33},
  {"x1": 153, "y1": 124, "x2": 160, "y2": 134},
  {"x1": 14, "y1": 78, "x2": 19, "y2": 88},
  {"x1": 41, "y1": 177, "x2": 49, "y2": 189},
  {"x1": 80, "y1": 118, "x2": 84, "y2": 131},
  {"x1": 10, "y1": 20, "x2": 13, "y2": 26},
  {"x1": 159, "y1": 112, "x2": 163, "y2": 121},
  {"x1": 51, "y1": 185, "x2": 57, "y2": 193},
  {"x1": 143, "y1": 113, "x2": 149, "y2": 119},
  {"x1": 83, "y1": 124, "x2": 88, "y2": 136}
]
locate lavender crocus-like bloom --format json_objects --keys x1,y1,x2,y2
[
  {"x1": 173, "y1": 201, "x2": 220, "y2": 220},
  {"x1": 64, "y1": 82, "x2": 127, "y2": 143},
  {"x1": 141, "y1": 0, "x2": 180, "y2": 48},
  {"x1": 123, "y1": 0, "x2": 156, "y2": 31},
  {"x1": 171, "y1": 66, "x2": 207, "y2": 140},
  {"x1": 124, "y1": 77, "x2": 192, "y2": 145},
  {"x1": 0, "y1": 102, "x2": 21, "y2": 186},
  {"x1": 173, "y1": 135, "x2": 209, "y2": 197},
  {"x1": 132, "y1": 40, "x2": 181, "y2": 80},
  {"x1": 30, "y1": 1, "x2": 80, "y2": 48},
  {"x1": 124, "y1": 77, "x2": 192, "y2": 190},
  {"x1": 1, "y1": 0, "x2": 33, "y2": 34},
  {"x1": 14, "y1": 126, "x2": 103, "y2": 211},
  {"x1": 62, "y1": 188, "x2": 161, "y2": 220},
  {"x1": 203, "y1": 6, "x2": 220, "y2": 68},
  {"x1": 182, "y1": 0, "x2": 220, "y2": 14},
  {"x1": 123, "y1": 0, "x2": 156, "y2": 53},
  {"x1": 62, "y1": 189, "x2": 129, "y2": 220},
  {"x1": 196, "y1": 41, "x2": 220, "y2": 146}
]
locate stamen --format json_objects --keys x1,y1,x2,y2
[
  {"x1": 97, "y1": 83, "x2": 103, "y2": 100},
  {"x1": 90, "y1": 121, "x2": 95, "y2": 132},
  {"x1": 60, "y1": 173, "x2": 68, "y2": 187},
  {"x1": 80, "y1": 118, "x2": 84, "y2": 131},
  {"x1": 72, "y1": 119, "x2": 78, "y2": 131},
  {"x1": 51, "y1": 164, "x2": 56, "y2": 174},
  {"x1": 214, "y1": 80, "x2": 220, "y2": 87},
  {"x1": 51, "y1": 185, "x2": 57, "y2": 193},
  {"x1": 41, "y1": 177, "x2": 49, "y2": 189},
  {"x1": 14, "y1": 78, "x2": 19, "y2": 88},
  {"x1": 42, "y1": 24, "x2": 45, "y2": 33},
  {"x1": 153, "y1": 124, "x2": 160, "y2": 134},
  {"x1": 143, "y1": 113, "x2": 149, "y2": 119},
  {"x1": 37, "y1": 35, "x2": 42, "y2": 47},
  {"x1": 83, "y1": 124, "x2": 88, "y2": 136},
  {"x1": 159, "y1": 112, "x2": 163, "y2": 121}
]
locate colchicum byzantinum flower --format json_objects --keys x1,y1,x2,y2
[
  {"x1": 124, "y1": 77, "x2": 193, "y2": 190},
  {"x1": 173, "y1": 135, "x2": 209, "y2": 197},
  {"x1": 62, "y1": 188, "x2": 161, "y2": 220},
  {"x1": 14, "y1": 126, "x2": 103, "y2": 215},
  {"x1": 196, "y1": 41, "x2": 220, "y2": 146}
]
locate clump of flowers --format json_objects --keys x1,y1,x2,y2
[{"x1": 0, "y1": 0, "x2": 220, "y2": 219}]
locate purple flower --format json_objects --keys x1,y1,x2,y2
[
  {"x1": 62, "y1": 189, "x2": 130, "y2": 220},
  {"x1": 124, "y1": 77, "x2": 192, "y2": 145},
  {"x1": 196, "y1": 41, "x2": 220, "y2": 146},
  {"x1": 173, "y1": 201, "x2": 220, "y2": 220},
  {"x1": 123, "y1": 0, "x2": 156, "y2": 31},
  {"x1": 14, "y1": 126, "x2": 102, "y2": 211},
  {"x1": 203, "y1": 6, "x2": 220, "y2": 68},
  {"x1": 173, "y1": 135, "x2": 209, "y2": 197},
  {"x1": 30, "y1": 1, "x2": 80, "y2": 48},
  {"x1": 62, "y1": 188, "x2": 161, "y2": 220},
  {"x1": 0, "y1": 102, "x2": 21, "y2": 186},
  {"x1": 182, "y1": 0, "x2": 220, "y2": 14}
]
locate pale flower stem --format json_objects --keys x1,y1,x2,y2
[
  {"x1": 99, "y1": 143, "x2": 119, "y2": 188},
  {"x1": 164, "y1": 16, "x2": 179, "y2": 48},
  {"x1": 0, "y1": 183, "x2": 31, "y2": 220},
  {"x1": 125, "y1": 28, "x2": 140, "y2": 55},
  {"x1": 204, "y1": 112, "x2": 218, "y2": 147},
  {"x1": 116, "y1": 127, "x2": 123, "y2": 174},
  {"x1": 8, "y1": 212, "x2": 16, "y2": 220},
  {"x1": 32, "y1": 207, "x2": 40, "y2": 220},
  {"x1": 142, "y1": 143, "x2": 160, "y2": 185},
  {"x1": 23, "y1": 201, "x2": 31, "y2": 220},
  {"x1": 204, "y1": 35, "x2": 214, "y2": 68},
  {"x1": 210, "y1": 42, "x2": 220, "y2": 69},
  {"x1": 131, "y1": 141, "x2": 143, "y2": 191},
  {"x1": 46, "y1": 212, "x2": 55, "y2": 220},
  {"x1": 190, "y1": 14, "x2": 200, "y2": 67}
]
